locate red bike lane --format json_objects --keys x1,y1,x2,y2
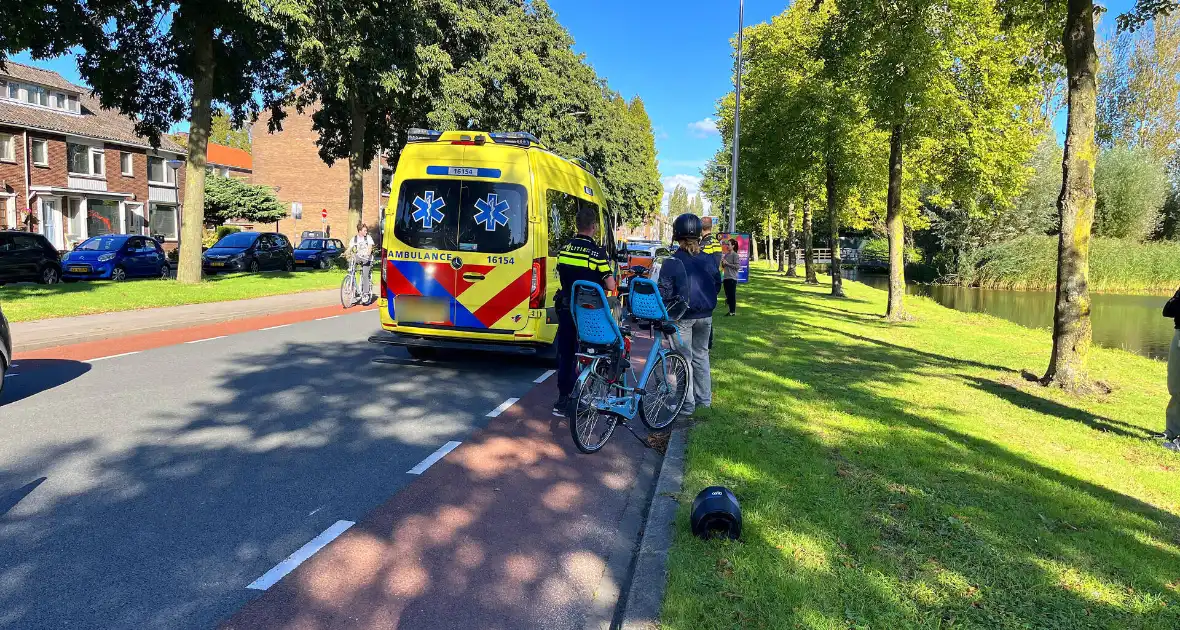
[{"x1": 220, "y1": 338, "x2": 662, "y2": 630}]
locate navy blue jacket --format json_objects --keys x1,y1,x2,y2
[{"x1": 659, "y1": 248, "x2": 722, "y2": 320}]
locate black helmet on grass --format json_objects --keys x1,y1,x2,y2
[{"x1": 672, "y1": 213, "x2": 702, "y2": 242}]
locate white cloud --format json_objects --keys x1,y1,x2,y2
[
  {"x1": 687, "y1": 117, "x2": 719, "y2": 138},
  {"x1": 660, "y1": 174, "x2": 712, "y2": 215}
]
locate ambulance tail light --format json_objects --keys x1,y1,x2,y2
[
  {"x1": 379, "y1": 248, "x2": 388, "y2": 294},
  {"x1": 529, "y1": 257, "x2": 546, "y2": 309}
]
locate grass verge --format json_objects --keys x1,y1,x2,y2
[
  {"x1": 0, "y1": 269, "x2": 377, "y2": 322},
  {"x1": 662, "y1": 268, "x2": 1179, "y2": 630},
  {"x1": 962, "y1": 235, "x2": 1180, "y2": 294}
]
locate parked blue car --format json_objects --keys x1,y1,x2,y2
[
  {"x1": 293, "y1": 238, "x2": 345, "y2": 270},
  {"x1": 61, "y1": 235, "x2": 171, "y2": 282}
]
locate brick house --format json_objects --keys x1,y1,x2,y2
[
  {"x1": 207, "y1": 142, "x2": 252, "y2": 180},
  {"x1": 0, "y1": 62, "x2": 186, "y2": 250},
  {"x1": 252, "y1": 106, "x2": 391, "y2": 242}
]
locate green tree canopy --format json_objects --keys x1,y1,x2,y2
[
  {"x1": 668, "y1": 185, "x2": 690, "y2": 217},
  {"x1": 1094, "y1": 146, "x2": 1171, "y2": 240},
  {"x1": 204, "y1": 176, "x2": 287, "y2": 226}
]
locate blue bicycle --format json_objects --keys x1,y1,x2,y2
[{"x1": 569, "y1": 277, "x2": 691, "y2": 454}]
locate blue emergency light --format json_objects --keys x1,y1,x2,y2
[
  {"x1": 406, "y1": 128, "x2": 443, "y2": 143},
  {"x1": 488, "y1": 131, "x2": 543, "y2": 148}
]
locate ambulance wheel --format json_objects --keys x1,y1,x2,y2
[{"x1": 406, "y1": 346, "x2": 436, "y2": 360}]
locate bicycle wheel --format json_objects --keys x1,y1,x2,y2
[
  {"x1": 639, "y1": 350, "x2": 690, "y2": 430},
  {"x1": 570, "y1": 362, "x2": 618, "y2": 454},
  {"x1": 340, "y1": 272, "x2": 356, "y2": 308}
]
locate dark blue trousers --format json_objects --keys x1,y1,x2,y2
[{"x1": 556, "y1": 308, "x2": 578, "y2": 399}]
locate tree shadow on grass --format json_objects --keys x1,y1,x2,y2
[
  {"x1": 667, "y1": 279, "x2": 1180, "y2": 629},
  {"x1": 964, "y1": 376, "x2": 1154, "y2": 440}
]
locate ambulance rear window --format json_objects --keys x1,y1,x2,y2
[{"x1": 395, "y1": 179, "x2": 528, "y2": 253}]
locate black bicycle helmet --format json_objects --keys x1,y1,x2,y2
[
  {"x1": 690, "y1": 486, "x2": 742, "y2": 540},
  {"x1": 672, "y1": 213, "x2": 703, "y2": 242}
]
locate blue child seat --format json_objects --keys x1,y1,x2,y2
[
  {"x1": 628, "y1": 277, "x2": 669, "y2": 321},
  {"x1": 571, "y1": 280, "x2": 624, "y2": 349}
]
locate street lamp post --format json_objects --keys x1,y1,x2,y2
[{"x1": 728, "y1": 0, "x2": 745, "y2": 235}]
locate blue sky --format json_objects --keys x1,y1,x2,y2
[{"x1": 10, "y1": 0, "x2": 1138, "y2": 212}]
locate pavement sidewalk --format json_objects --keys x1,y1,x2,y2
[
  {"x1": 221, "y1": 342, "x2": 663, "y2": 630},
  {"x1": 10, "y1": 289, "x2": 339, "y2": 352}
]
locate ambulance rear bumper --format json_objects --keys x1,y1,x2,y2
[{"x1": 368, "y1": 330, "x2": 546, "y2": 355}]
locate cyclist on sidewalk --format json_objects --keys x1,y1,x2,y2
[
  {"x1": 553, "y1": 205, "x2": 617, "y2": 417},
  {"x1": 348, "y1": 222, "x2": 376, "y2": 305},
  {"x1": 658, "y1": 213, "x2": 722, "y2": 417}
]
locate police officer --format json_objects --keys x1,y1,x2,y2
[
  {"x1": 553, "y1": 205, "x2": 617, "y2": 416},
  {"x1": 658, "y1": 213, "x2": 722, "y2": 417},
  {"x1": 699, "y1": 216, "x2": 723, "y2": 349}
]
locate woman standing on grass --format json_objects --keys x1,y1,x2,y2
[
  {"x1": 1164, "y1": 287, "x2": 1180, "y2": 452},
  {"x1": 721, "y1": 238, "x2": 740, "y2": 316}
]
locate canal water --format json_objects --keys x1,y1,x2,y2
[{"x1": 851, "y1": 271, "x2": 1176, "y2": 360}]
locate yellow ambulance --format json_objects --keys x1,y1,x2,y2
[{"x1": 371, "y1": 129, "x2": 616, "y2": 359}]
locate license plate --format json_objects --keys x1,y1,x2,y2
[
  {"x1": 295, "y1": 260, "x2": 307, "y2": 264},
  {"x1": 396, "y1": 296, "x2": 450, "y2": 324},
  {"x1": 68, "y1": 266, "x2": 88, "y2": 273},
  {"x1": 211, "y1": 262, "x2": 225, "y2": 267}
]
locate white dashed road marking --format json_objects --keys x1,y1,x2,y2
[
  {"x1": 185, "y1": 336, "x2": 227, "y2": 344},
  {"x1": 486, "y1": 397, "x2": 519, "y2": 418},
  {"x1": 534, "y1": 370, "x2": 556, "y2": 384},
  {"x1": 259, "y1": 324, "x2": 292, "y2": 331},
  {"x1": 246, "y1": 520, "x2": 355, "y2": 591},
  {"x1": 407, "y1": 441, "x2": 462, "y2": 475}
]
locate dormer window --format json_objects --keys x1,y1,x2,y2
[{"x1": 1, "y1": 79, "x2": 81, "y2": 113}]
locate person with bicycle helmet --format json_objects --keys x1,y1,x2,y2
[
  {"x1": 348, "y1": 222, "x2": 375, "y2": 305},
  {"x1": 553, "y1": 205, "x2": 618, "y2": 417},
  {"x1": 658, "y1": 213, "x2": 722, "y2": 416}
]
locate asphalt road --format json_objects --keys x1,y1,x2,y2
[{"x1": 0, "y1": 312, "x2": 550, "y2": 629}]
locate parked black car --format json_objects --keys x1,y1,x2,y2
[
  {"x1": 0, "y1": 302, "x2": 11, "y2": 398},
  {"x1": 201, "y1": 232, "x2": 295, "y2": 274},
  {"x1": 0, "y1": 231, "x2": 62, "y2": 285}
]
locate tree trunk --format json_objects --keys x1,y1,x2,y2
[
  {"x1": 827, "y1": 156, "x2": 845, "y2": 298},
  {"x1": 752, "y1": 232, "x2": 759, "y2": 262},
  {"x1": 1043, "y1": 0, "x2": 1098, "y2": 391},
  {"x1": 786, "y1": 202, "x2": 798, "y2": 277},
  {"x1": 176, "y1": 24, "x2": 215, "y2": 285},
  {"x1": 766, "y1": 213, "x2": 775, "y2": 268},
  {"x1": 886, "y1": 123, "x2": 908, "y2": 319},
  {"x1": 803, "y1": 195, "x2": 818, "y2": 284},
  {"x1": 777, "y1": 216, "x2": 786, "y2": 273},
  {"x1": 346, "y1": 95, "x2": 368, "y2": 244}
]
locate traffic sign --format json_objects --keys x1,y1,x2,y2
[{"x1": 321, "y1": 208, "x2": 328, "y2": 219}]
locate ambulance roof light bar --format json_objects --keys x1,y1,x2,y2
[
  {"x1": 489, "y1": 131, "x2": 543, "y2": 148},
  {"x1": 406, "y1": 128, "x2": 443, "y2": 143}
]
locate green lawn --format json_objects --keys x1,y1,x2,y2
[
  {"x1": 663, "y1": 267, "x2": 1179, "y2": 630},
  {"x1": 0, "y1": 269, "x2": 377, "y2": 322}
]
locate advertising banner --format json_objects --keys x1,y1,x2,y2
[{"x1": 718, "y1": 232, "x2": 751, "y2": 283}]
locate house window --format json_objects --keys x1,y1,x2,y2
[
  {"x1": 26, "y1": 85, "x2": 48, "y2": 107},
  {"x1": 67, "y1": 94, "x2": 79, "y2": 113},
  {"x1": 54, "y1": 93, "x2": 66, "y2": 109},
  {"x1": 0, "y1": 133, "x2": 13, "y2": 162},
  {"x1": 149, "y1": 203, "x2": 178, "y2": 240},
  {"x1": 7, "y1": 83, "x2": 18, "y2": 99},
  {"x1": 31, "y1": 139, "x2": 48, "y2": 166},
  {"x1": 381, "y1": 167, "x2": 393, "y2": 195},
  {"x1": 121, "y1": 152, "x2": 133, "y2": 176},
  {"x1": 148, "y1": 156, "x2": 176, "y2": 185},
  {"x1": 86, "y1": 199, "x2": 121, "y2": 236},
  {"x1": 68, "y1": 143, "x2": 104, "y2": 177}
]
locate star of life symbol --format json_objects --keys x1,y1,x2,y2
[
  {"x1": 412, "y1": 191, "x2": 446, "y2": 229},
  {"x1": 473, "y1": 193, "x2": 510, "y2": 231}
]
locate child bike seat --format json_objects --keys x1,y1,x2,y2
[{"x1": 571, "y1": 280, "x2": 625, "y2": 350}]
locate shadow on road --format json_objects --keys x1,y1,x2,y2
[
  {"x1": 0, "y1": 335, "x2": 641, "y2": 630},
  {"x1": 0, "y1": 359, "x2": 91, "y2": 407}
]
